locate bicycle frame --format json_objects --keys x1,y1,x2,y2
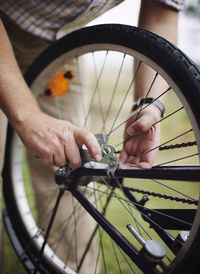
[{"x1": 53, "y1": 164, "x2": 200, "y2": 273}]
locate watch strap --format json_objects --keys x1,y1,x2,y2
[{"x1": 132, "y1": 98, "x2": 165, "y2": 117}]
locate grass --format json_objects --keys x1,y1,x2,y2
[{"x1": 4, "y1": 229, "x2": 26, "y2": 274}]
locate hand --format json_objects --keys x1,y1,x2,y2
[
  {"x1": 120, "y1": 104, "x2": 161, "y2": 168},
  {"x1": 15, "y1": 111, "x2": 102, "y2": 168}
]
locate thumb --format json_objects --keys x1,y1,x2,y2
[
  {"x1": 74, "y1": 129, "x2": 102, "y2": 161},
  {"x1": 127, "y1": 116, "x2": 151, "y2": 136}
]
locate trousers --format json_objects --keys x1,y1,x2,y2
[{"x1": 1, "y1": 15, "x2": 97, "y2": 273}]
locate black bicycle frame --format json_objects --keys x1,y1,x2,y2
[{"x1": 54, "y1": 164, "x2": 200, "y2": 273}]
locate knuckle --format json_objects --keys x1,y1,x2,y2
[
  {"x1": 41, "y1": 147, "x2": 51, "y2": 159},
  {"x1": 56, "y1": 161, "x2": 67, "y2": 167},
  {"x1": 39, "y1": 147, "x2": 53, "y2": 166},
  {"x1": 54, "y1": 155, "x2": 67, "y2": 167},
  {"x1": 52, "y1": 139, "x2": 61, "y2": 151},
  {"x1": 42, "y1": 156, "x2": 52, "y2": 166}
]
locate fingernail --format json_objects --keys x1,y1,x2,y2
[{"x1": 95, "y1": 154, "x2": 102, "y2": 161}]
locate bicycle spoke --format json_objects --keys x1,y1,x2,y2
[
  {"x1": 76, "y1": 56, "x2": 87, "y2": 124},
  {"x1": 83, "y1": 51, "x2": 109, "y2": 128},
  {"x1": 108, "y1": 61, "x2": 142, "y2": 136},
  {"x1": 156, "y1": 153, "x2": 199, "y2": 166},
  {"x1": 109, "y1": 86, "x2": 171, "y2": 137},
  {"x1": 134, "y1": 72, "x2": 158, "y2": 122},
  {"x1": 115, "y1": 243, "x2": 137, "y2": 274},
  {"x1": 101, "y1": 53, "x2": 126, "y2": 133},
  {"x1": 93, "y1": 187, "x2": 107, "y2": 274},
  {"x1": 110, "y1": 239, "x2": 123, "y2": 274},
  {"x1": 72, "y1": 196, "x2": 78, "y2": 269},
  {"x1": 39, "y1": 189, "x2": 64, "y2": 257}
]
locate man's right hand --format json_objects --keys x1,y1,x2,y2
[{"x1": 16, "y1": 111, "x2": 102, "y2": 168}]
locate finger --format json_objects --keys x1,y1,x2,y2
[
  {"x1": 39, "y1": 138, "x2": 67, "y2": 167},
  {"x1": 137, "y1": 161, "x2": 152, "y2": 169},
  {"x1": 127, "y1": 116, "x2": 151, "y2": 136},
  {"x1": 119, "y1": 149, "x2": 128, "y2": 164},
  {"x1": 74, "y1": 129, "x2": 102, "y2": 161},
  {"x1": 126, "y1": 155, "x2": 141, "y2": 166},
  {"x1": 64, "y1": 140, "x2": 82, "y2": 169},
  {"x1": 53, "y1": 147, "x2": 67, "y2": 167},
  {"x1": 139, "y1": 149, "x2": 157, "y2": 169},
  {"x1": 38, "y1": 148, "x2": 66, "y2": 167}
]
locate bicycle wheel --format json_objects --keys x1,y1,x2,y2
[{"x1": 3, "y1": 24, "x2": 200, "y2": 274}]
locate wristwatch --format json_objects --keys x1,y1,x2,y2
[{"x1": 132, "y1": 97, "x2": 165, "y2": 117}]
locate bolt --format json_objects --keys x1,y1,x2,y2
[
  {"x1": 108, "y1": 158, "x2": 116, "y2": 167},
  {"x1": 56, "y1": 166, "x2": 71, "y2": 177},
  {"x1": 56, "y1": 167, "x2": 65, "y2": 176},
  {"x1": 102, "y1": 147, "x2": 111, "y2": 156}
]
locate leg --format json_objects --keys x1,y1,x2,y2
[{"x1": 26, "y1": 56, "x2": 98, "y2": 272}]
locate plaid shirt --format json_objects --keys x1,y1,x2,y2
[{"x1": 0, "y1": 0, "x2": 184, "y2": 41}]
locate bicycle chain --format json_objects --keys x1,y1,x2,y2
[
  {"x1": 155, "y1": 140, "x2": 198, "y2": 205},
  {"x1": 159, "y1": 141, "x2": 197, "y2": 151},
  {"x1": 127, "y1": 186, "x2": 198, "y2": 205},
  {"x1": 127, "y1": 140, "x2": 198, "y2": 205}
]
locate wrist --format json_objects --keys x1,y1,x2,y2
[
  {"x1": 132, "y1": 97, "x2": 165, "y2": 118},
  {"x1": 10, "y1": 103, "x2": 42, "y2": 132}
]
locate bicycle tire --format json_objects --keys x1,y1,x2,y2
[{"x1": 3, "y1": 24, "x2": 200, "y2": 274}]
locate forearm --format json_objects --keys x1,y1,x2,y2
[
  {"x1": 134, "y1": 0, "x2": 179, "y2": 102},
  {"x1": 0, "y1": 20, "x2": 41, "y2": 129},
  {"x1": 138, "y1": 0, "x2": 178, "y2": 44}
]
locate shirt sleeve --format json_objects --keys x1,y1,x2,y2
[{"x1": 153, "y1": 0, "x2": 185, "y2": 10}]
